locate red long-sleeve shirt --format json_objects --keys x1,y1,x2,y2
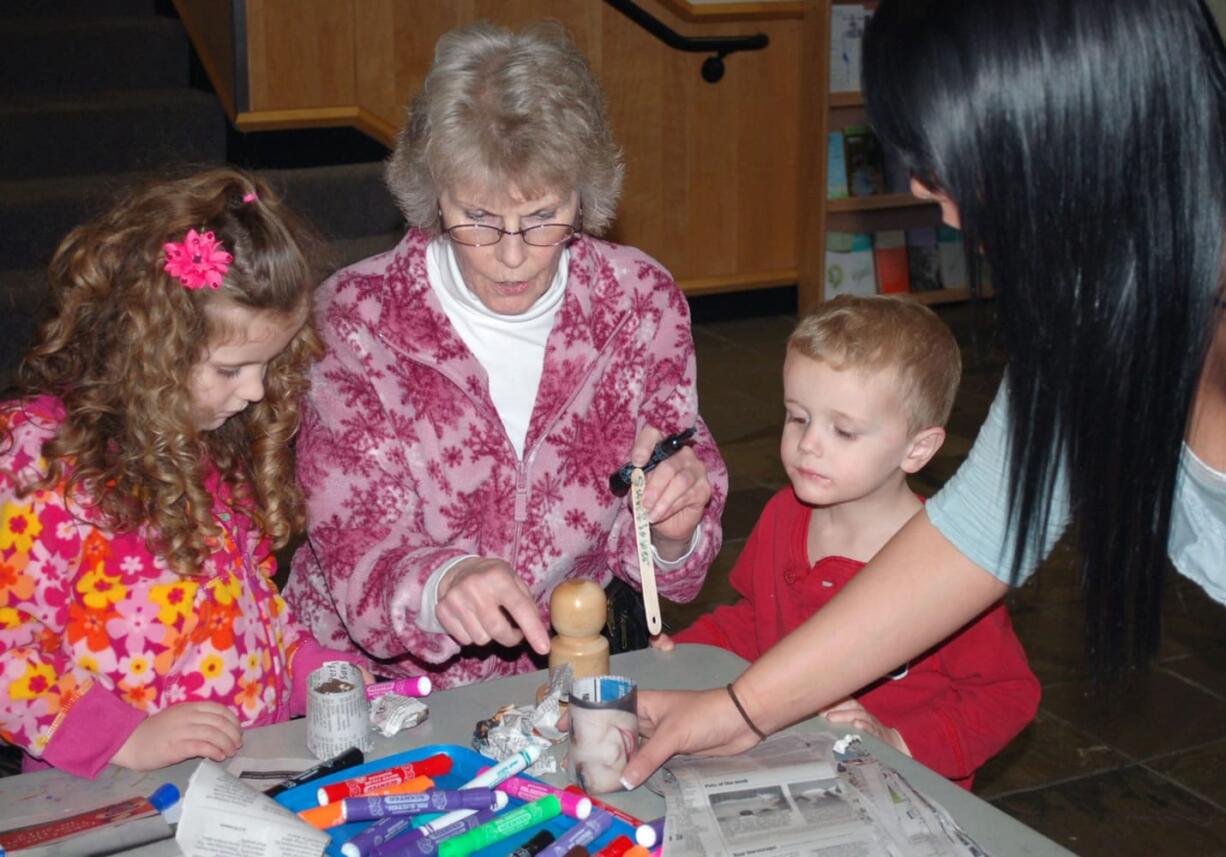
[{"x1": 674, "y1": 488, "x2": 1039, "y2": 789}]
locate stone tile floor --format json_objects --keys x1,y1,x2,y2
[{"x1": 664, "y1": 291, "x2": 1226, "y2": 856}]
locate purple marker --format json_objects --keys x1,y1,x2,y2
[
  {"x1": 535, "y1": 809, "x2": 613, "y2": 857},
  {"x1": 635, "y1": 817, "x2": 665, "y2": 849},
  {"x1": 342, "y1": 815, "x2": 414, "y2": 857},
  {"x1": 374, "y1": 805, "x2": 502, "y2": 857},
  {"x1": 341, "y1": 789, "x2": 506, "y2": 823},
  {"x1": 366, "y1": 676, "x2": 432, "y2": 700},
  {"x1": 484, "y1": 772, "x2": 592, "y2": 820}
]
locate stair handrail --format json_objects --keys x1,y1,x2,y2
[{"x1": 603, "y1": 0, "x2": 770, "y2": 82}]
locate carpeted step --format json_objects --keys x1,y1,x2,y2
[
  {"x1": 0, "y1": 268, "x2": 49, "y2": 393},
  {"x1": 259, "y1": 162, "x2": 404, "y2": 244},
  {"x1": 0, "y1": 163, "x2": 401, "y2": 274},
  {"x1": 0, "y1": 173, "x2": 132, "y2": 271},
  {"x1": 1, "y1": 0, "x2": 161, "y2": 18},
  {"x1": 0, "y1": 225, "x2": 408, "y2": 391},
  {"x1": 0, "y1": 90, "x2": 226, "y2": 180},
  {"x1": 0, "y1": 163, "x2": 402, "y2": 273},
  {"x1": 0, "y1": 17, "x2": 189, "y2": 96},
  {"x1": 321, "y1": 231, "x2": 406, "y2": 278}
]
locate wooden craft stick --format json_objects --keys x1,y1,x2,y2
[{"x1": 629, "y1": 467, "x2": 663, "y2": 634}]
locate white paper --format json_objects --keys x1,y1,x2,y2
[
  {"x1": 830, "y1": 6, "x2": 869, "y2": 93},
  {"x1": 173, "y1": 761, "x2": 329, "y2": 857}
]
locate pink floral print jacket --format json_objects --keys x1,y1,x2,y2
[
  {"x1": 284, "y1": 230, "x2": 727, "y2": 687},
  {"x1": 0, "y1": 397, "x2": 362, "y2": 778}
]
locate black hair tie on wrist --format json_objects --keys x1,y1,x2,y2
[{"x1": 726, "y1": 682, "x2": 768, "y2": 741}]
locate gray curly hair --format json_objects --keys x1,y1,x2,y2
[{"x1": 385, "y1": 21, "x2": 625, "y2": 235}]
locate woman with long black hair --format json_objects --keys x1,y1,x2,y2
[{"x1": 622, "y1": 0, "x2": 1226, "y2": 787}]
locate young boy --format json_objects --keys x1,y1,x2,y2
[{"x1": 657, "y1": 295, "x2": 1039, "y2": 789}]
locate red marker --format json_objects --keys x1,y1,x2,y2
[
  {"x1": 318, "y1": 753, "x2": 452, "y2": 804},
  {"x1": 593, "y1": 836, "x2": 635, "y2": 857},
  {"x1": 563, "y1": 786, "x2": 643, "y2": 828}
]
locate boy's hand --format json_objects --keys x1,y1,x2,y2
[
  {"x1": 111, "y1": 702, "x2": 243, "y2": 770},
  {"x1": 820, "y1": 698, "x2": 911, "y2": 757},
  {"x1": 649, "y1": 632, "x2": 676, "y2": 652}
]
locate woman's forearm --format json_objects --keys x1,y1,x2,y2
[{"x1": 734, "y1": 510, "x2": 1010, "y2": 734}]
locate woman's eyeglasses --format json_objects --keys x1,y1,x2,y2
[{"x1": 439, "y1": 208, "x2": 582, "y2": 247}]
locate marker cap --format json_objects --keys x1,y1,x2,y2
[{"x1": 149, "y1": 783, "x2": 181, "y2": 813}]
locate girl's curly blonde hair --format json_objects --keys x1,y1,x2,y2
[{"x1": 14, "y1": 167, "x2": 322, "y2": 577}]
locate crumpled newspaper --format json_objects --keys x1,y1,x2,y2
[
  {"x1": 370, "y1": 693, "x2": 429, "y2": 737},
  {"x1": 471, "y1": 665, "x2": 572, "y2": 775}
]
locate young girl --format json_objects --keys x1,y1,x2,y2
[{"x1": 0, "y1": 168, "x2": 367, "y2": 779}]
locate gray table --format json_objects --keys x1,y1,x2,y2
[{"x1": 0, "y1": 645, "x2": 1070, "y2": 855}]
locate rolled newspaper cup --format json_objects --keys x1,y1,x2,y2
[{"x1": 307, "y1": 661, "x2": 372, "y2": 760}]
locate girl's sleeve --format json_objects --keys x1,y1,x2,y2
[
  {"x1": 926, "y1": 380, "x2": 1072, "y2": 585},
  {"x1": 604, "y1": 263, "x2": 728, "y2": 603},
  {"x1": 0, "y1": 421, "x2": 145, "y2": 778}
]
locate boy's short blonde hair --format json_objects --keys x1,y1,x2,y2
[{"x1": 788, "y1": 295, "x2": 961, "y2": 433}]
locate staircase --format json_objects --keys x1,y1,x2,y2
[{"x1": 0, "y1": 0, "x2": 404, "y2": 391}]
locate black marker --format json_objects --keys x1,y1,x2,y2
[
  {"x1": 609, "y1": 427, "x2": 697, "y2": 493},
  {"x1": 509, "y1": 829, "x2": 557, "y2": 857},
  {"x1": 264, "y1": 746, "x2": 365, "y2": 798}
]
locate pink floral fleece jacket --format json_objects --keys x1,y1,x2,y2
[
  {"x1": 0, "y1": 397, "x2": 365, "y2": 779},
  {"x1": 284, "y1": 229, "x2": 728, "y2": 687}
]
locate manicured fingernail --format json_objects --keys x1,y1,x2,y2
[{"x1": 620, "y1": 776, "x2": 636, "y2": 791}]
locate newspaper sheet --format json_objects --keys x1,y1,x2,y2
[
  {"x1": 174, "y1": 761, "x2": 329, "y2": 857},
  {"x1": 658, "y1": 732, "x2": 988, "y2": 857}
]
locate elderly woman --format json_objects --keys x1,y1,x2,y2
[{"x1": 284, "y1": 22, "x2": 727, "y2": 687}]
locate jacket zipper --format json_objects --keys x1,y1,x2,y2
[{"x1": 379, "y1": 308, "x2": 633, "y2": 577}]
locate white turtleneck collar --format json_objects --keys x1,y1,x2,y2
[{"x1": 425, "y1": 237, "x2": 569, "y2": 459}]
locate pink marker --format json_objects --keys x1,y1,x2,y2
[
  {"x1": 480, "y1": 770, "x2": 592, "y2": 820},
  {"x1": 365, "y1": 676, "x2": 432, "y2": 700}
]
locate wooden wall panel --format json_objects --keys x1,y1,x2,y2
[
  {"x1": 228, "y1": 0, "x2": 825, "y2": 293},
  {"x1": 246, "y1": 0, "x2": 357, "y2": 110}
]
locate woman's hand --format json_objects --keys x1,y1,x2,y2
[
  {"x1": 630, "y1": 426, "x2": 711, "y2": 560},
  {"x1": 620, "y1": 687, "x2": 762, "y2": 788},
  {"x1": 820, "y1": 698, "x2": 911, "y2": 756},
  {"x1": 436, "y1": 557, "x2": 550, "y2": 655},
  {"x1": 111, "y1": 702, "x2": 243, "y2": 770}
]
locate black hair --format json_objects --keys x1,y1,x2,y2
[{"x1": 863, "y1": 0, "x2": 1226, "y2": 680}]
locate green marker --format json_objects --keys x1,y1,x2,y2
[{"x1": 437, "y1": 795, "x2": 561, "y2": 857}]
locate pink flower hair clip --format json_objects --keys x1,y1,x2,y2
[{"x1": 163, "y1": 228, "x2": 233, "y2": 290}]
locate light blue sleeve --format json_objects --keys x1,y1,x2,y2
[
  {"x1": 926, "y1": 381, "x2": 1073, "y2": 585},
  {"x1": 1168, "y1": 446, "x2": 1226, "y2": 605}
]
